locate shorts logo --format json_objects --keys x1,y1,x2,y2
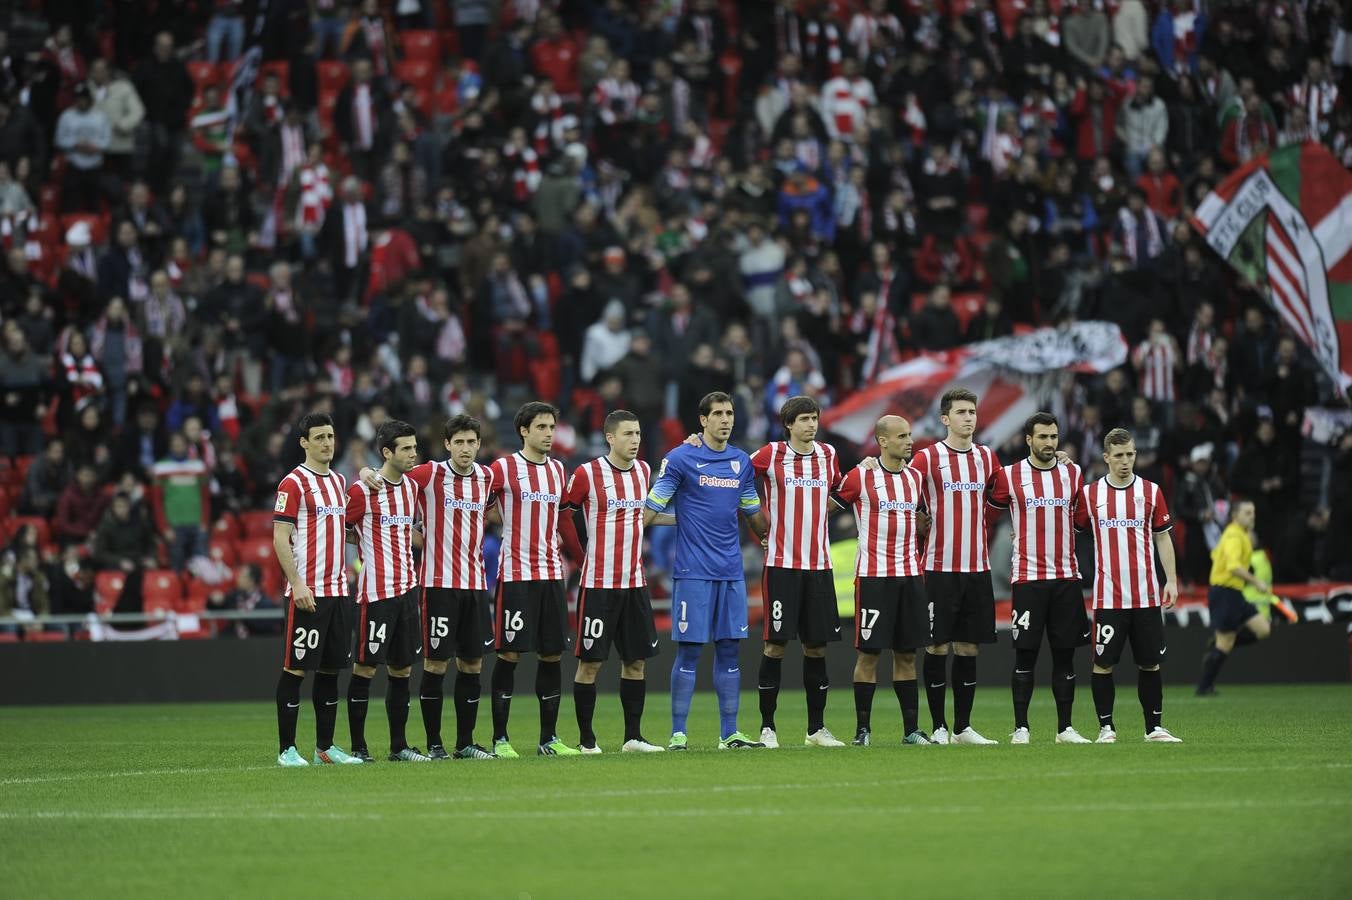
[
  {"x1": 582, "y1": 638, "x2": 594, "y2": 650},
  {"x1": 430, "y1": 637, "x2": 440, "y2": 649},
  {"x1": 1012, "y1": 628, "x2": 1020, "y2": 640},
  {"x1": 677, "y1": 621, "x2": 688, "y2": 634},
  {"x1": 860, "y1": 627, "x2": 872, "y2": 640},
  {"x1": 1095, "y1": 643, "x2": 1105, "y2": 655},
  {"x1": 772, "y1": 620, "x2": 782, "y2": 633},
  {"x1": 294, "y1": 647, "x2": 306, "y2": 660},
  {"x1": 368, "y1": 641, "x2": 380, "y2": 655},
  {"x1": 730, "y1": 460, "x2": 741, "y2": 474}
]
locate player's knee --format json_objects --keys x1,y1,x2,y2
[
  {"x1": 803, "y1": 644, "x2": 825, "y2": 658},
  {"x1": 1215, "y1": 632, "x2": 1237, "y2": 652},
  {"x1": 926, "y1": 643, "x2": 950, "y2": 655},
  {"x1": 1092, "y1": 664, "x2": 1113, "y2": 675},
  {"x1": 763, "y1": 642, "x2": 786, "y2": 659},
  {"x1": 497, "y1": 651, "x2": 520, "y2": 664},
  {"x1": 1138, "y1": 664, "x2": 1160, "y2": 672},
  {"x1": 353, "y1": 664, "x2": 377, "y2": 678},
  {"x1": 424, "y1": 659, "x2": 449, "y2": 675},
  {"x1": 1250, "y1": 617, "x2": 1272, "y2": 639},
  {"x1": 540, "y1": 653, "x2": 562, "y2": 663},
  {"x1": 621, "y1": 660, "x2": 644, "y2": 679},
  {"x1": 1014, "y1": 648, "x2": 1039, "y2": 670},
  {"x1": 283, "y1": 667, "x2": 305, "y2": 677},
  {"x1": 893, "y1": 652, "x2": 917, "y2": 680},
  {"x1": 576, "y1": 661, "x2": 602, "y2": 683},
  {"x1": 456, "y1": 657, "x2": 482, "y2": 674},
  {"x1": 387, "y1": 666, "x2": 412, "y2": 679},
  {"x1": 953, "y1": 642, "x2": 978, "y2": 657}
]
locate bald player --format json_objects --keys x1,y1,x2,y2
[{"x1": 833, "y1": 416, "x2": 934, "y2": 745}]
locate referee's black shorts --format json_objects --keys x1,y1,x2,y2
[{"x1": 1208, "y1": 585, "x2": 1261, "y2": 633}]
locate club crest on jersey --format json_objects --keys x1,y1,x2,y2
[
  {"x1": 505, "y1": 630, "x2": 516, "y2": 642},
  {"x1": 730, "y1": 460, "x2": 741, "y2": 474},
  {"x1": 677, "y1": 621, "x2": 688, "y2": 634},
  {"x1": 582, "y1": 638, "x2": 594, "y2": 650},
  {"x1": 430, "y1": 637, "x2": 440, "y2": 649},
  {"x1": 368, "y1": 641, "x2": 380, "y2": 655},
  {"x1": 860, "y1": 627, "x2": 872, "y2": 640}
]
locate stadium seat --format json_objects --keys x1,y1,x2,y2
[
  {"x1": 239, "y1": 510, "x2": 276, "y2": 539},
  {"x1": 209, "y1": 537, "x2": 238, "y2": 566},
  {"x1": 440, "y1": 29, "x2": 460, "y2": 58},
  {"x1": 187, "y1": 60, "x2": 221, "y2": 89},
  {"x1": 181, "y1": 577, "x2": 212, "y2": 614},
  {"x1": 317, "y1": 60, "x2": 349, "y2": 93},
  {"x1": 402, "y1": 29, "x2": 440, "y2": 62},
  {"x1": 257, "y1": 60, "x2": 290, "y2": 90},
  {"x1": 142, "y1": 570, "x2": 182, "y2": 616},
  {"x1": 212, "y1": 510, "x2": 240, "y2": 538},
  {"x1": 0, "y1": 485, "x2": 11, "y2": 520},
  {"x1": 9, "y1": 515, "x2": 51, "y2": 548},
  {"x1": 60, "y1": 212, "x2": 108, "y2": 247},
  {"x1": 94, "y1": 570, "x2": 127, "y2": 615},
  {"x1": 24, "y1": 631, "x2": 69, "y2": 643},
  {"x1": 394, "y1": 58, "x2": 436, "y2": 91},
  {"x1": 238, "y1": 538, "x2": 283, "y2": 596},
  {"x1": 0, "y1": 632, "x2": 18, "y2": 643}
]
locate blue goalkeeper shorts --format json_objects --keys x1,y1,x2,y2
[{"x1": 671, "y1": 578, "x2": 748, "y2": 644}]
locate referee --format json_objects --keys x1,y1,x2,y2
[{"x1": 1196, "y1": 500, "x2": 1272, "y2": 696}]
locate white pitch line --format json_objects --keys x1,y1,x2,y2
[
  {"x1": 0, "y1": 765, "x2": 277, "y2": 786},
  {"x1": 4, "y1": 795, "x2": 1351, "y2": 824}
]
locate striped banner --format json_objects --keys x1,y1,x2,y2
[{"x1": 1192, "y1": 142, "x2": 1352, "y2": 393}]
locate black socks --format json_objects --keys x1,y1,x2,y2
[
  {"x1": 619, "y1": 677, "x2": 645, "y2": 742},
  {"x1": 758, "y1": 654, "x2": 782, "y2": 730},
  {"x1": 951, "y1": 655, "x2": 977, "y2": 734},
  {"x1": 854, "y1": 680, "x2": 875, "y2": 731},
  {"x1": 386, "y1": 675, "x2": 410, "y2": 753},
  {"x1": 1012, "y1": 648, "x2": 1037, "y2": 731},
  {"x1": 574, "y1": 680, "x2": 598, "y2": 748},
  {"x1": 894, "y1": 679, "x2": 919, "y2": 735},
  {"x1": 803, "y1": 655, "x2": 828, "y2": 735},
  {"x1": 1138, "y1": 667, "x2": 1163, "y2": 732},
  {"x1": 923, "y1": 651, "x2": 948, "y2": 731},
  {"x1": 276, "y1": 670, "x2": 303, "y2": 753},
  {"x1": 1050, "y1": 647, "x2": 1076, "y2": 733},
  {"x1": 313, "y1": 670, "x2": 338, "y2": 751},
  {"x1": 347, "y1": 672, "x2": 372, "y2": 751},
  {"x1": 536, "y1": 659, "x2": 562, "y2": 745},
  {"x1": 420, "y1": 668, "x2": 445, "y2": 748},
  {"x1": 1091, "y1": 671, "x2": 1115, "y2": 730},
  {"x1": 490, "y1": 657, "x2": 516, "y2": 742},
  {"x1": 454, "y1": 671, "x2": 481, "y2": 749},
  {"x1": 1198, "y1": 647, "x2": 1228, "y2": 693}
]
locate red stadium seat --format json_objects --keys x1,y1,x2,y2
[
  {"x1": 0, "y1": 632, "x2": 19, "y2": 643},
  {"x1": 181, "y1": 577, "x2": 212, "y2": 613},
  {"x1": 239, "y1": 510, "x2": 276, "y2": 539},
  {"x1": 142, "y1": 570, "x2": 182, "y2": 616},
  {"x1": 94, "y1": 570, "x2": 127, "y2": 615},
  {"x1": 402, "y1": 29, "x2": 441, "y2": 62},
  {"x1": 209, "y1": 537, "x2": 238, "y2": 567},
  {"x1": 0, "y1": 485, "x2": 11, "y2": 521},
  {"x1": 440, "y1": 29, "x2": 460, "y2": 58},
  {"x1": 317, "y1": 60, "x2": 349, "y2": 93},
  {"x1": 25, "y1": 631, "x2": 69, "y2": 642},
  {"x1": 59, "y1": 213, "x2": 108, "y2": 247},
  {"x1": 212, "y1": 511, "x2": 240, "y2": 538},
  {"x1": 188, "y1": 60, "x2": 222, "y2": 89},
  {"x1": 238, "y1": 538, "x2": 283, "y2": 597},
  {"x1": 257, "y1": 60, "x2": 290, "y2": 90},
  {"x1": 318, "y1": 87, "x2": 340, "y2": 137},
  {"x1": 9, "y1": 516, "x2": 51, "y2": 548},
  {"x1": 394, "y1": 58, "x2": 436, "y2": 90}
]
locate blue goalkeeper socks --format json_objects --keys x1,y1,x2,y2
[
  {"x1": 714, "y1": 640, "x2": 741, "y2": 739},
  {"x1": 671, "y1": 642, "x2": 701, "y2": 734}
]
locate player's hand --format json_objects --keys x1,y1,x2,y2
[
  {"x1": 360, "y1": 467, "x2": 383, "y2": 490},
  {"x1": 1161, "y1": 581, "x2": 1178, "y2": 610},
  {"x1": 1255, "y1": 581, "x2": 1270, "y2": 595},
  {"x1": 684, "y1": 433, "x2": 703, "y2": 447},
  {"x1": 1054, "y1": 450, "x2": 1071, "y2": 465},
  {"x1": 858, "y1": 457, "x2": 880, "y2": 471},
  {"x1": 291, "y1": 583, "x2": 316, "y2": 612}
]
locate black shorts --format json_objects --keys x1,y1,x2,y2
[
  {"x1": 355, "y1": 589, "x2": 420, "y2": 669},
  {"x1": 924, "y1": 571, "x2": 997, "y2": 645},
  {"x1": 1010, "y1": 579, "x2": 1092, "y2": 650},
  {"x1": 575, "y1": 586, "x2": 659, "y2": 662},
  {"x1": 762, "y1": 567, "x2": 842, "y2": 644},
  {"x1": 1091, "y1": 607, "x2": 1166, "y2": 669},
  {"x1": 494, "y1": 579, "x2": 568, "y2": 655},
  {"x1": 422, "y1": 587, "x2": 491, "y2": 661},
  {"x1": 1208, "y1": 585, "x2": 1261, "y2": 634},
  {"x1": 282, "y1": 594, "x2": 351, "y2": 671},
  {"x1": 854, "y1": 576, "x2": 929, "y2": 652}
]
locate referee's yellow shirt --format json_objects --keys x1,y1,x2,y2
[{"x1": 1209, "y1": 522, "x2": 1253, "y2": 590}]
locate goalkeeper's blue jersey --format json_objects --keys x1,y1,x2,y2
[{"x1": 645, "y1": 442, "x2": 760, "y2": 581}]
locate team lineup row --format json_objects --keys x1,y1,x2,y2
[{"x1": 269, "y1": 388, "x2": 1183, "y2": 767}]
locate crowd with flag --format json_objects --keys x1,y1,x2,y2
[{"x1": 3, "y1": 0, "x2": 1352, "y2": 634}]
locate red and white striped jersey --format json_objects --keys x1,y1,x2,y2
[
  {"x1": 489, "y1": 452, "x2": 566, "y2": 583},
  {"x1": 990, "y1": 460, "x2": 1083, "y2": 584},
  {"x1": 834, "y1": 460, "x2": 925, "y2": 578},
  {"x1": 1073, "y1": 476, "x2": 1173, "y2": 610},
  {"x1": 561, "y1": 457, "x2": 650, "y2": 589},
  {"x1": 346, "y1": 475, "x2": 419, "y2": 603},
  {"x1": 273, "y1": 465, "x2": 348, "y2": 598},
  {"x1": 751, "y1": 441, "x2": 842, "y2": 571},
  {"x1": 1133, "y1": 337, "x2": 1178, "y2": 402},
  {"x1": 410, "y1": 460, "x2": 497, "y2": 591},
  {"x1": 910, "y1": 441, "x2": 1000, "y2": 573}
]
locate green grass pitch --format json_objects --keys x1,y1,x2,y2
[{"x1": 3, "y1": 684, "x2": 1351, "y2": 899}]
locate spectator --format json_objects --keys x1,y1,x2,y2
[
  {"x1": 0, "y1": 547, "x2": 50, "y2": 636},
  {"x1": 206, "y1": 0, "x2": 247, "y2": 63},
  {"x1": 92, "y1": 490, "x2": 158, "y2": 573},
  {"x1": 115, "y1": 402, "x2": 167, "y2": 479},
  {"x1": 911, "y1": 285, "x2": 963, "y2": 352},
  {"x1": 0, "y1": 158, "x2": 34, "y2": 224},
  {"x1": 52, "y1": 463, "x2": 108, "y2": 547},
  {"x1": 0, "y1": 93, "x2": 45, "y2": 186},
  {"x1": 133, "y1": 32, "x2": 194, "y2": 193},
  {"x1": 151, "y1": 431, "x2": 210, "y2": 571},
  {"x1": 19, "y1": 440, "x2": 69, "y2": 517},
  {"x1": 87, "y1": 57, "x2": 143, "y2": 181},
  {"x1": 0, "y1": 321, "x2": 48, "y2": 458},
  {"x1": 1114, "y1": 188, "x2": 1167, "y2": 269},
  {"x1": 54, "y1": 83, "x2": 111, "y2": 213},
  {"x1": 1065, "y1": 1, "x2": 1112, "y2": 70},
  {"x1": 263, "y1": 261, "x2": 312, "y2": 392},
  {"x1": 1174, "y1": 443, "x2": 1220, "y2": 587},
  {"x1": 1231, "y1": 417, "x2": 1297, "y2": 550},
  {"x1": 1117, "y1": 74, "x2": 1168, "y2": 181},
  {"x1": 89, "y1": 297, "x2": 143, "y2": 428},
  {"x1": 320, "y1": 176, "x2": 369, "y2": 303},
  {"x1": 335, "y1": 58, "x2": 391, "y2": 180},
  {"x1": 579, "y1": 300, "x2": 631, "y2": 384}
]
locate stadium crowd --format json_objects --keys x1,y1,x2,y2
[{"x1": 2, "y1": 0, "x2": 1352, "y2": 635}]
